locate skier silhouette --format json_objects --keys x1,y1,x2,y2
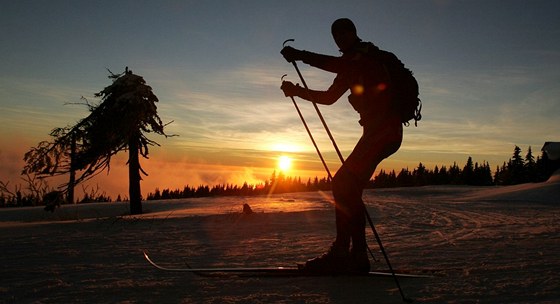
[{"x1": 281, "y1": 18, "x2": 403, "y2": 273}]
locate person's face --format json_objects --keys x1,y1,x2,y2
[{"x1": 332, "y1": 29, "x2": 357, "y2": 52}]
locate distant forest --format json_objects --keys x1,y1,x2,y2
[
  {"x1": 146, "y1": 145, "x2": 558, "y2": 201},
  {"x1": 1, "y1": 145, "x2": 557, "y2": 207}
]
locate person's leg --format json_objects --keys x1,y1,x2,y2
[
  {"x1": 331, "y1": 168, "x2": 363, "y2": 250},
  {"x1": 304, "y1": 122, "x2": 402, "y2": 273},
  {"x1": 302, "y1": 168, "x2": 358, "y2": 273},
  {"x1": 341, "y1": 123, "x2": 403, "y2": 270}
]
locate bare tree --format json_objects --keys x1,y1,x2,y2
[
  {"x1": 23, "y1": 126, "x2": 82, "y2": 204},
  {"x1": 23, "y1": 67, "x2": 171, "y2": 214}
]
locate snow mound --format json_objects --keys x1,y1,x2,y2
[{"x1": 466, "y1": 171, "x2": 559, "y2": 204}]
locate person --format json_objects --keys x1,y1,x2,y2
[{"x1": 280, "y1": 18, "x2": 403, "y2": 274}]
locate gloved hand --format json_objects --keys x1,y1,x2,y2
[
  {"x1": 281, "y1": 46, "x2": 304, "y2": 63},
  {"x1": 281, "y1": 81, "x2": 302, "y2": 97}
]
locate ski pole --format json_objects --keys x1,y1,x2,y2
[
  {"x1": 283, "y1": 39, "x2": 345, "y2": 164},
  {"x1": 282, "y1": 40, "x2": 411, "y2": 303},
  {"x1": 365, "y1": 207, "x2": 413, "y2": 303},
  {"x1": 282, "y1": 73, "x2": 378, "y2": 263},
  {"x1": 282, "y1": 75, "x2": 333, "y2": 179}
]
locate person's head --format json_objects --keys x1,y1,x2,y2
[{"x1": 331, "y1": 18, "x2": 359, "y2": 52}]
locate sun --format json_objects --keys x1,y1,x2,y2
[{"x1": 278, "y1": 155, "x2": 292, "y2": 172}]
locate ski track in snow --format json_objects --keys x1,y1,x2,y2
[{"x1": 0, "y1": 185, "x2": 558, "y2": 303}]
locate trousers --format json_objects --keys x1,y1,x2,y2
[{"x1": 332, "y1": 117, "x2": 402, "y2": 251}]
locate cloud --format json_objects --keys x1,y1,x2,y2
[
  {"x1": 150, "y1": 62, "x2": 349, "y2": 155},
  {"x1": 0, "y1": 77, "x2": 95, "y2": 139}
]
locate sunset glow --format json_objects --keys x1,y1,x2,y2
[
  {"x1": 0, "y1": 2, "x2": 558, "y2": 200},
  {"x1": 278, "y1": 155, "x2": 292, "y2": 172},
  {"x1": 271, "y1": 143, "x2": 303, "y2": 153}
]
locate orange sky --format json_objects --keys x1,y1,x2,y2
[
  {"x1": 1, "y1": 127, "x2": 511, "y2": 201},
  {"x1": 1, "y1": 1, "x2": 559, "y2": 200}
]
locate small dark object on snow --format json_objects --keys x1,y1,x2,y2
[{"x1": 242, "y1": 203, "x2": 253, "y2": 215}]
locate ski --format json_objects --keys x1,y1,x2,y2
[{"x1": 143, "y1": 250, "x2": 432, "y2": 278}]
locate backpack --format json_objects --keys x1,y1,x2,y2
[{"x1": 358, "y1": 42, "x2": 422, "y2": 126}]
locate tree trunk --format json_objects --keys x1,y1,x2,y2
[
  {"x1": 67, "y1": 132, "x2": 76, "y2": 204},
  {"x1": 129, "y1": 132, "x2": 142, "y2": 215}
]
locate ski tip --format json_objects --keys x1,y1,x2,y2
[{"x1": 142, "y1": 250, "x2": 157, "y2": 266}]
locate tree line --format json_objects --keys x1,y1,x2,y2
[
  {"x1": 374, "y1": 146, "x2": 554, "y2": 188},
  {"x1": 146, "y1": 145, "x2": 558, "y2": 200},
  {"x1": 146, "y1": 172, "x2": 332, "y2": 200}
]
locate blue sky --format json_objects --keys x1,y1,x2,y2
[{"x1": 1, "y1": 0, "x2": 559, "y2": 198}]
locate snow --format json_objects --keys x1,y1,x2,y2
[{"x1": 0, "y1": 180, "x2": 558, "y2": 303}]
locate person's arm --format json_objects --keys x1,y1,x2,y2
[
  {"x1": 281, "y1": 46, "x2": 348, "y2": 74},
  {"x1": 301, "y1": 52, "x2": 348, "y2": 74},
  {"x1": 281, "y1": 75, "x2": 347, "y2": 105}
]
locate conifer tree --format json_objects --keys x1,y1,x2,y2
[
  {"x1": 510, "y1": 146, "x2": 525, "y2": 184},
  {"x1": 525, "y1": 146, "x2": 537, "y2": 182},
  {"x1": 74, "y1": 68, "x2": 170, "y2": 214},
  {"x1": 462, "y1": 157, "x2": 474, "y2": 185}
]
